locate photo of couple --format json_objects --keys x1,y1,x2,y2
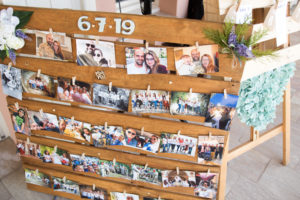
[
  {"x1": 198, "y1": 136, "x2": 225, "y2": 165},
  {"x1": 76, "y1": 39, "x2": 116, "y2": 68},
  {"x1": 205, "y1": 93, "x2": 239, "y2": 131},
  {"x1": 161, "y1": 170, "x2": 196, "y2": 188},
  {"x1": 36, "y1": 31, "x2": 73, "y2": 61},
  {"x1": 28, "y1": 111, "x2": 59, "y2": 133},
  {"x1": 0, "y1": 64, "x2": 22, "y2": 100},
  {"x1": 21, "y1": 70, "x2": 55, "y2": 98},
  {"x1": 174, "y1": 45, "x2": 219, "y2": 76},
  {"x1": 125, "y1": 47, "x2": 168, "y2": 74}
]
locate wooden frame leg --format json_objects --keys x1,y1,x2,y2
[
  {"x1": 217, "y1": 134, "x2": 229, "y2": 200},
  {"x1": 283, "y1": 81, "x2": 291, "y2": 166}
]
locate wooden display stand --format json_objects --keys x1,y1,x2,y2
[{"x1": 1, "y1": 1, "x2": 299, "y2": 199}]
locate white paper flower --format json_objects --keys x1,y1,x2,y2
[
  {"x1": 0, "y1": 7, "x2": 19, "y2": 28},
  {"x1": 6, "y1": 35, "x2": 24, "y2": 50}
]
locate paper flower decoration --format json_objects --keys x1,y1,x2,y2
[
  {"x1": 0, "y1": 7, "x2": 33, "y2": 64},
  {"x1": 237, "y1": 63, "x2": 296, "y2": 131}
]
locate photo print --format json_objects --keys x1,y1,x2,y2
[
  {"x1": 8, "y1": 104, "x2": 31, "y2": 135},
  {"x1": 110, "y1": 192, "x2": 139, "y2": 200},
  {"x1": 161, "y1": 170, "x2": 196, "y2": 188},
  {"x1": 131, "y1": 164, "x2": 162, "y2": 185},
  {"x1": 53, "y1": 177, "x2": 80, "y2": 195},
  {"x1": 91, "y1": 125, "x2": 107, "y2": 147},
  {"x1": 124, "y1": 128, "x2": 160, "y2": 153},
  {"x1": 194, "y1": 172, "x2": 219, "y2": 199},
  {"x1": 39, "y1": 145, "x2": 70, "y2": 166},
  {"x1": 28, "y1": 110, "x2": 59, "y2": 132},
  {"x1": 131, "y1": 90, "x2": 170, "y2": 113},
  {"x1": 80, "y1": 185, "x2": 108, "y2": 200},
  {"x1": 144, "y1": 198, "x2": 167, "y2": 200},
  {"x1": 92, "y1": 83, "x2": 130, "y2": 111},
  {"x1": 58, "y1": 116, "x2": 92, "y2": 142},
  {"x1": 198, "y1": 136, "x2": 225, "y2": 165},
  {"x1": 105, "y1": 126, "x2": 125, "y2": 146},
  {"x1": 21, "y1": 70, "x2": 55, "y2": 97},
  {"x1": 16, "y1": 139, "x2": 26, "y2": 156},
  {"x1": 205, "y1": 93, "x2": 239, "y2": 131},
  {"x1": 70, "y1": 154, "x2": 100, "y2": 174},
  {"x1": 159, "y1": 133, "x2": 197, "y2": 157},
  {"x1": 99, "y1": 160, "x2": 131, "y2": 179},
  {"x1": 0, "y1": 64, "x2": 22, "y2": 100},
  {"x1": 125, "y1": 47, "x2": 168, "y2": 74},
  {"x1": 76, "y1": 38, "x2": 116, "y2": 68},
  {"x1": 16, "y1": 140, "x2": 40, "y2": 159},
  {"x1": 36, "y1": 30, "x2": 73, "y2": 60},
  {"x1": 57, "y1": 77, "x2": 92, "y2": 105},
  {"x1": 174, "y1": 45, "x2": 219, "y2": 75},
  {"x1": 170, "y1": 92, "x2": 210, "y2": 116},
  {"x1": 24, "y1": 168, "x2": 51, "y2": 187}
]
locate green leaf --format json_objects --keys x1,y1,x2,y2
[
  {"x1": 0, "y1": 50, "x2": 6, "y2": 61},
  {"x1": 13, "y1": 10, "x2": 33, "y2": 29}
]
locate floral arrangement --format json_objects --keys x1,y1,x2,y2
[
  {"x1": 203, "y1": 21, "x2": 275, "y2": 66},
  {"x1": 0, "y1": 7, "x2": 33, "y2": 64},
  {"x1": 237, "y1": 62, "x2": 296, "y2": 131}
]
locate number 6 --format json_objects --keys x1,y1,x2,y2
[{"x1": 78, "y1": 16, "x2": 91, "y2": 31}]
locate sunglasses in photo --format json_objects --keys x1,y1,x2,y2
[{"x1": 86, "y1": 43, "x2": 95, "y2": 48}]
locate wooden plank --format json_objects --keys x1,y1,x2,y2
[
  {"x1": 283, "y1": 82, "x2": 291, "y2": 165},
  {"x1": 227, "y1": 124, "x2": 283, "y2": 161},
  {"x1": 0, "y1": 5, "x2": 225, "y2": 45},
  {"x1": 241, "y1": 43, "x2": 300, "y2": 81},
  {"x1": 24, "y1": 164, "x2": 209, "y2": 200}
]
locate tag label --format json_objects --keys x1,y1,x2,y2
[{"x1": 275, "y1": 0, "x2": 288, "y2": 46}]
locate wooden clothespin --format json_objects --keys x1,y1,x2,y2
[
  {"x1": 113, "y1": 158, "x2": 116, "y2": 166},
  {"x1": 7, "y1": 62, "x2": 12, "y2": 71},
  {"x1": 189, "y1": 88, "x2": 193, "y2": 94},
  {"x1": 15, "y1": 102, "x2": 19, "y2": 110},
  {"x1": 158, "y1": 196, "x2": 161, "y2": 200},
  {"x1": 98, "y1": 153, "x2": 101, "y2": 159},
  {"x1": 177, "y1": 130, "x2": 181, "y2": 136},
  {"x1": 145, "y1": 42, "x2": 149, "y2": 53},
  {"x1": 236, "y1": 0, "x2": 242, "y2": 12},
  {"x1": 54, "y1": 145, "x2": 57, "y2": 153},
  {"x1": 141, "y1": 127, "x2": 144, "y2": 135},
  {"x1": 123, "y1": 190, "x2": 127, "y2": 196},
  {"x1": 108, "y1": 82, "x2": 112, "y2": 92},
  {"x1": 207, "y1": 168, "x2": 211, "y2": 175},
  {"x1": 224, "y1": 89, "x2": 228, "y2": 99},
  {"x1": 104, "y1": 122, "x2": 108, "y2": 131},
  {"x1": 147, "y1": 85, "x2": 151, "y2": 94},
  {"x1": 71, "y1": 116, "x2": 75, "y2": 124},
  {"x1": 81, "y1": 153, "x2": 85, "y2": 159},
  {"x1": 37, "y1": 69, "x2": 41, "y2": 78},
  {"x1": 49, "y1": 28, "x2": 53, "y2": 36},
  {"x1": 39, "y1": 108, "x2": 44, "y2": 117},
  {"x1": 63, "y1": 176, "x2": 66, "y2": 183},
  {"x1": 195, "y1": 41, "x2": 199, "y2": 50},
  {"x1": 72, "y1": 76, "x2": 76, "y2": 86},
  {"x1": 93, "y1": 184, "x2": 96, "y2": 191},
  {"x1": 35, "y1": 169, "x2": 39, "y2": 174},
  {"x1": 144, "y1": 163, "x2": 148, "y2": 170},
  {"x1": 176, "y1": 167, "x2": 180, "y2": 175},
  {"x1": 208, "y1": 132, "x2": 212, "y2": 141},
  {"x1": 95, "y1": 37, "x2": 100, "y2": 45},
  {"x1": 26, "y1": 137, "x2": 30, "y2": 144}
]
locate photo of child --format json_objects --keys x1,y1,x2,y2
[
  {"x1": 8, "y1": 104, "x2": 31, "y2": 135},
  {"x1": 28, "y1": 111, "x2": 59, "y2": 133},
  {"x1": 58, "y1": 117, "x2": 91, "y2": 142}
]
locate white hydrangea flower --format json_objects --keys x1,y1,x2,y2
[{"x1": 6, "y1": 35, "x2": 24, "y2": 50}]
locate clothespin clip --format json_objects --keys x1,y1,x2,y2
[
  {"x1": 98, "y1": 153, "x2": 101, "y2": 159},
  {"x1": 26, "y1": 137, "x2": 30, "y2": 144},
  {"x1": 104, "y1": 122, "x2": 108, "y2": 131},
  {"x1": 95, "y1": 37, "x2": 100, "y2": 45},
  {"x1": 7, "y1": 62, "x2": 12, "y2": 71},
  {"x1": 145, "y1": 42, "x2": 149, "y2": 53},
  {"x1": 72, "y1": 76, "x2": 76, "y2": 86},
  {"x1": 108, "y1": 82, "x2": 112, "y2": 92},
  {"x1": 39, "y1": 108, "x2": 44, "y2": 117},
  {"x1": 49, "y1": 28, "x2": 53, "y2": 36},
  {"x1": 189, "y1": 88, "x2": 193, "y2": 95},
  {"x1": 54, "y1": 145, "x2": 57, "y2": 153},
  {"x1": 224, "y1": 89, "x2": 228, "y2": 99},
  {"x1": 195, "y1": 41, "x2": 199, "y2": 50},
  {"x1": 207, "y1": 168, "x2": 211, "y2": 175},
  {"x1": 144, "y1": 163, "x2": 148, "y2": 170},
  {"x1": 93, "y1": 184, "x2": 96, "y2": 191},
  {"x1": 35, "y1": 169, "x2": 39, "y2": 174},
  {"x1": 158, "y1": 196, "x2": 161, "y2": 200},
  {"x1": 81, "y1": 153, "x2": 85, "y2": 160},
  {"x1": 37, "y1": 69, "x2": 41, "y2": 78},
  {"x1": 113, "y1": 158, "x2": 116, "y2": 166},
  {"x1": 236, "y1": 0, "x2": 242, "y2": 12},
  {"x1": 147, "y1": 85, "x2": 151, "y2": 94},
  {"x1": 123, "y1": 190, "x2": 127, "y2": 196},
  {"x1": 177, "y1": 130, "x2": 181, "y2": 136},
  {"x1": 71, "y1": 116, "x2": 74, "y2": 124},
  {"x1": 15, "y1": 102, "x2": 19, "y2": 110},
  {"x1": 176, "y1": 167, "x2": 179, "y2": 175},
  {"x1": 63, "y1": 176, "x2": 66, "y2": 183},
  {"x1": 141, "y1": 127, "x2": 144, "y2": 135},
  {"x1": 208, "y1": 132, "x2": 212, "y2": 141}
]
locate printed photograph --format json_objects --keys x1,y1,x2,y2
[
  {"x1": 16, "y1": 140, "x2": 40, "y2": 159},
  {"x1": 36, "y1": 30, "x2": 73, "y2": 60},
  {"x1": 144, "y1": 198, "x2": 167, "y2": 200},
  {"x1": 91, "y1": 125, "x2": 107, "y2": 147},
  {"x1": 57, "y1": 77, "x2": 92, "y2": 105},
  {"x1": 161, "y1": 170, "x2": 196, "y2": 188},
  {"x1": 110, "y1": 192, "x2": 139, "y2": 200},
  {"x1": 125, "y1": 47, "x2": 168, "y2": 74},
  {"x1": 76, "y1": 39, "x2": 116, "y2": 68},
  {"x1": 70, "y1": 154, "x2": 100, "y2": 174},
  {"x1": 39, "y1": 145, "x2": 70, "y2": 166},
  {"x1": 28, "y1": 111, "x2": 59, "y2": 132},
  {"x1": 21, "y1": 70, "x2": 55, "y2": 97},
  {"x1": 58, "y1": 117, "x2": 92, "y2": 142},
  {"x1": 131, "y1": 90, "x2": 170, "y2": 113},
  {"x1": 8, "y1": 104, "x2": 31, "y2": 135},
  {"x1": 194, "y1": 172, "x2": 219, "y2": 199},
  {"x1": 131, "y1": 164, "x2": 162, "y2": 185},
  {"x1": 170, "y1": 92, "x2": 210, "y2": 116},
  {"x1": 16, "y1": 139, "x2": 26, "y2": 156},
  {"x1": 99, "y1": 160, "x2": 131, "y2": 179},
  {"x1": 93, "y1": 83, "x2": 130, "y2": 111},
  {"x1": 174, "y1": 45, "x2": 219, "y2": 75},
  {"x1": 124, "y1": 128, "x2": 160, "y2": 153},
  {"x1": 24, "y1": 168, "x2": 51, "y2": 187},
  {"x1": 159, "y1": 133, "x2": 197, "y2": 157},
  {"x1": 198, "y1": 136, "x2": 225, "y2": 165},
  {"x1": 105, "y1": 126, "x2": 125, "y2": 146},
  {"x1": 205, "y1": 93, "x2": 239, "y2": 131},
  {"x1": 53, "y1": 177, "x2": 80, "y2": 195},
  {"x1": 0, "y1": 64, "x2": 22, "y2": 100},
  {"x1": 80, "y1": 185, "x2": 108, "y2": 200}
]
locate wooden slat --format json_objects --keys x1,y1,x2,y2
[
  {"x1": 283, "y1": 82, "x2": 291, "y2": 165},
  {"x1": 24, "y1": 164, "x2": 209, "y2": 200},
  {"x1": 0, "y1": 5, "x2": 225, "y2": 45}
]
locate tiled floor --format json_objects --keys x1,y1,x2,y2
[{"x1": 0, "y1": 22, "x2": 300, "y2": 200}]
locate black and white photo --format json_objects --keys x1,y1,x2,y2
[{"x1": 0, "y1": 64, "x2": 22, "y2": 100}]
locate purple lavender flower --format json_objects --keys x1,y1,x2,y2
[
  {"x1": 15, "y1": 30, "x2": 31, "y2": 41},
  {"x1": 235, "y1": 43, "x2": 254, "y2": 58},
  {"x1": 8, "y1": 49, "x2": 16, "y2": 64},
  {"x1": 228, "y1": 31, "x2": 237, "y2": 47}
]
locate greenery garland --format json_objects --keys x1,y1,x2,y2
[{"x1": 237, "y1": 63, "x2": 296, "y2": 131}]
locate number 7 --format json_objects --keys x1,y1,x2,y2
[{"x1": 95, "y1": 17, "x2": 106, "y2": 32}]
